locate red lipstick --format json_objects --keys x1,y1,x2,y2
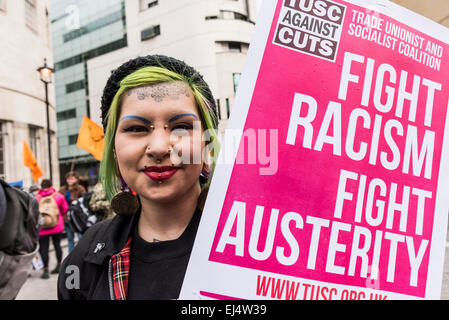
[{"x1": 143, "y1": 166, "x2": 179, "y2": 181}]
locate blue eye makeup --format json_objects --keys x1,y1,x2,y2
[
  {"x1": 168, "y1": 113, "x2": 199, "y2": 122},
  {"x1": 120, "y1": 115, "x2": 152, "y2": 125}
]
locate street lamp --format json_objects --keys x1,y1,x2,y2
[{"x1": 37, "y1": 58, "x2": 54, "y2": 184}]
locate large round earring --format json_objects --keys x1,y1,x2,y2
[{"x1": 110, "y1": 177, "x2": 140, "y2": 216}]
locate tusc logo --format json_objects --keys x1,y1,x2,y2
[{"x1": 273, "y1": 0, "x2": 346, "y2": 61}]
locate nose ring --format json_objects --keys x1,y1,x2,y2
[{"x1": 147, "y1": 147, "x2": 173, "y2": 164}]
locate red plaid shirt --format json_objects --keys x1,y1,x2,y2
[{"x1": 110, "y1": 237, "x2": 132, "y2": 300}]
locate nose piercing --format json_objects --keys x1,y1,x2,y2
[
  {"x1": 164, "y1": 124, "x2": 169, "y2": 129},
  {"x1": 156, "y1": 159, "x2": 161, "y2": 164},
  {"x1": 168, "y1": 147, "x2": 173, "y2": 153}
]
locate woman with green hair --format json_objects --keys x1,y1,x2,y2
[{"x1": 58, "y1": 55, "x2": 219, "y2": 300}]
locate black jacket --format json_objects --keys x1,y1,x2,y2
[{"x1": 58, "y1": 212, "x2": 138, "y2": 300}]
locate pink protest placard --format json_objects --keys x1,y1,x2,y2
[{"x1": 180, "y1": 0, "x2": 449, "y2": 300}]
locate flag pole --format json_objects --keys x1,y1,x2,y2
[{"x1": 70, "y1": 156, "x2": 76, "y2": 172}]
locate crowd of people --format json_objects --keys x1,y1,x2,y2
[{"x1": 30, "y1": 171, "x2": 113, "y2": 280}]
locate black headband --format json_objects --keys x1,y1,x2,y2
[{"x1": 100, "y1": 55, "x2": 218, "y2": 129}]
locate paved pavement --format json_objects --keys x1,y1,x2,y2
[
  {"x1": 14, "y1": 228, "x2": 449, "y2": 300},
  {"x1": 15, "y1": 237, "x2": 70, "y2": 300},
  {"x1": 441, "y1": 233, "x2": 449, "y2": 299}
]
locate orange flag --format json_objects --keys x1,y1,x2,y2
[
  {"x1": 23, "y1": 141, "x2": 44, "y2": 182},
  {"x1": 76, "y1": 115, "x2": 105, "y2": 161}
]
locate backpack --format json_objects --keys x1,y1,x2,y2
[
  {"x1": 0, "y1": 179, "x2": 40, "y2": 299},
  {"x1": 38, "y1": 194, "x2": 60, "y2": 229},
  {"x1": 67, "y1": 192, "x2": 97, "y2": 234}
]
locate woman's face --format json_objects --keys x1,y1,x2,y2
[
  {"x1": 66, "y1": 176, "x2": 78, "y2": 186},
  {"x1": 114, "y1": 81, "x2": 205, "y2": 204}
]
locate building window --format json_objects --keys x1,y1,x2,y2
[
  {"x1": 29, "y1": 125, "x2": 39, "y2": 154},
  {"x1": 226, "y1": 98, "x2": 230, "y2": 119},
  {"x1": 63, "y1": 10, "x2": 123, "y2": 43},
  {"x1": 45, "y1": 7, "x2": 51, "y2": 47},
  {"x1": 141, "y1": 25, "x2": 160, "y2": 41},
  {"x1": 0, "y1": 122, "x2": 4, "y2": 180},
  {"x1": 57, "y1": 109, "x2": 77, "y2": 121},
  {"x1": 229, "y1": 42, "x2": 242, "y2": 52},
  {"x1": 220, "y1": 10, "x2": 247, "y2": 21},
  {"x1": 140, "y1": 0, "x2": 158, "y2": 11},
  {"x1": 66, "y1": 80, "x2": 85, "y2": 93},
  {"x1": 233, "y1": 12, "x2": 247, "y2": 21},
  {"x1": 216, "y1": 41, "x2": 249, "y2": 54},
  {"x1": 233, "y1": 73, "x2": 241, "y2": 93},
  {"x1": 25, "y1": 0, "x2": 38, "y2": 31},
  {"x1": 206, "y1": 10, "x2": 248, "y2": 22},
  {"x1": 68, "y1": 134, "x2": 78, "y2": 145},
  {"x1": 216, "y1": 99, "x2": 221, "y2": 120},
  {"x1": 54, "y1": 37, "x2": 128, "y2": 71}
]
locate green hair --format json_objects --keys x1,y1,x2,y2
[{"x1": 100, "y1": 66, "x2": 220, "y2": 201}]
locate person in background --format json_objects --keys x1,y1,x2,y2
[
  {"x1": 36, "y1": 179, "x2": 69, "y2": 279},
  {"x1": 0, "y1": 179, "x2": 40, "y2": 299},
  {"x1": 89, "y1": 181, "x2": 114, "y2": 221},
  {"x1": 58, "y1": 171, "x2": 86, "y2": 252},
  {"x1": 28, "y1": 184, "x2": 39, "y2": 197},
  {"x1": 78, "y1": 176, "x2": 89, "y2": 192}
]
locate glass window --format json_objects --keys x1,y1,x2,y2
[
  {"x1": 54, "y1": 37, "x2": 127, "y2": 70},
  {"x1": 233, "y1": 73, "x2": 241, "y2": 93},
  {"x1": 218, "y1": 10, "x2": 247, "y2": 21},
  {"x1": 25, "y1": 0, "x2": 37, "y2": 31},
  {"x1": 220, "y1": 11, "x2": 234, "y2": 19},
  {"x1": 147, "y1": 0, "x2": 158, "y2": 9},
  {"x1": 216, "y1": 99, "x2": 221, "y2": 120},
  {"x1": 141, "y1": 25, "x2": 160, "y2": 41},
  {"x1": 63, "y1": 10, "x2": 122, "y2": 43},
  {"x1": 29, "y1": 125, "x2": 39, "y2": 160},
  {"x1": 140, "y1": 0, "x2": 158, "y2": 11},
  {"x1": 57, "y1": 109, "x2": 77, "y2": 121},
  {"x1": 228, "y1": 42, "x2": 242, "y2": 52},
  {"x1": 234, "y1": 12, "x2": 247, "y2": 21},
  {"x1": 68, "y1": 134, "x2": 78, "y2": 145},
  {"x1": 66, "y1": 80, "x2": 85, "y2": 93}
]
